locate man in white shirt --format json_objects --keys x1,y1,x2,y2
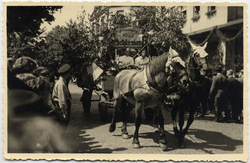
[
  {"x1": 135, "y1": 49, "x2": 150, "y2": 69},
  {"x1": 118, "y1": 48, "x2": 134, "y2": 69}
]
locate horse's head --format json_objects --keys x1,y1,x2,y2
[
  {"x1": 189, "y1": 41, "x2": 209, "y2": 76},
  {"x1": 166, "y1": 47, "x2": 188, "y2": 86}
]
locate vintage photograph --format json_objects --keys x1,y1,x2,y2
[{"x1": 4, "y1": 2, "x2": 247, "y2": 161}]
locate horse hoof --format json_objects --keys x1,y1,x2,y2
[
  {"x1": 109, "y1": 124, "x2": 116, "y2": 133},
  {"x1": 122, "y1": 133, "x2": 130, "y2": 139},
  {"x1": 159, "y1": 143, "x2": 168, "y2": 151},
  {"x1": 133, "y1": 143, "x2": 140, "y2": 149}
]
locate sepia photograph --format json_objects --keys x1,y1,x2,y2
[{"x1": 4, "y1": 1, "x2": 248, "y2": 161}]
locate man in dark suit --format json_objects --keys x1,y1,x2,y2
[
  {"x1": 226, "y1": 70, "x2": 241, "y2": 122},
  {"x1": 209, "y1": 65, "x2": 230, "y2": 122}
]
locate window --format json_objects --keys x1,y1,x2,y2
[
  {"x1": 194, "y1": 6, "x2": 200, "y2": 16},
  {"x1": 208, "y1": 6, "x2": 216, "y2": 12}
]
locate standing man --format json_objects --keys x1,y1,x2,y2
[
  {"x1": 226, "y1": 69, "x2": 241, "y2": 122},
  {"x1": 118, "y1": 47, "x2": 134, "y2": 69},
  {"x1": 77, "y1": 66, "x2": 95, "y2": 113},
  {"x1": 135, "y1": 49, "x2": 150, "y2": 69},
  {"x1": 52, "y1": 64, "x2": 71, "y2": 131},
  {"x1": 209, "y1": 65, "x2": 229, "y2": 122}
]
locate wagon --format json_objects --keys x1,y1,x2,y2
[{"x1": 95, "y1": 69, "x2": 117, "y2": 122}]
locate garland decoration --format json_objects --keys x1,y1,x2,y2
[
  {"x1": 187, "y1": 26, "x2": 243, "y2": 47},
  {"x1": 215, "y1": 27, "x2": 243, "y2": 42},
  {"x1": 187, "y1": 26, "x2": 216, "y2": 46}
]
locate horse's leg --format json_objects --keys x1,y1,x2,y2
[
  {"x1": 177, "y1": 101, "x2": 185, "y2": 148},
  {"x1": 132, "y1": 102, "x2": 143, "y2": 148},
  {"x1": 153, "y1": 114, "x2": 160, "y2": 133},
  {"x1": 183, "y1": 102, "x2": 197, "y2": 137},
  {"x1": 171, "y1": 104, "x2": 179, "y2": 136},
  {"x1": 155, "y1": 107, "x2": 167, "y2": 151},
  {"x1": 121, "y1": 103, "x2": 133, "y2": 139},
  {"x1": 109, "y1": 96, "x2": 123, "y2": 133}
]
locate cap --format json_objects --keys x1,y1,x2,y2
[{"x1": 58, "y1": 64, "x2": 71, "y2": 74}]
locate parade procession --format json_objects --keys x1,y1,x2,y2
[{"x1": 5, "y1": 3, "x2": 246, "y2": 160}]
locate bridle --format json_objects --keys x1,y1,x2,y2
[
  {"x1": 188, "y1": 50, "x2": 208, "y2": 70},
  {"x1": 168, "y1": 56, "x2": 188, "y2": 85}
]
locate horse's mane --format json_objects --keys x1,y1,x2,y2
[{"x1": 149, "y1": 52, "x2": 169, "y2": 76}]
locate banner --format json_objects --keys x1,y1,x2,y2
[{"x1": 87, "y1": 62, "x2": 103, "y2": 81}]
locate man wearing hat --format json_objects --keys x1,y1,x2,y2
[
  {"x1": 52, "y1": 64, "x2": 72, "y2": 131},
  {"x1": 209, "y1": 64, "x2": 230, "y2": 122}
]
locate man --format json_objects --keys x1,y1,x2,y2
[
  {"x1": 135, "y1": 49, "x2": 150, "y2": 69},
  {"x1": 118, "y1": 47, "x2": 134, "y2": 69},
  {"x1": 209, "y1": 65, "x2": 229, "y2": 122},
  {"x1": 226, "y1": 69, "x2": 241, "y2": 122},
  {"x1": 77, "y1": 66, "x2": 95, "y2": 113},
  {"x1": 237, "y1": 69, "x2": 243, "y2": 121},
  {"x1": 52, "y1": 64, "x2": 71, "y2": 131}
]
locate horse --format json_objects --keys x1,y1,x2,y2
[
  {"x1": 108, "y1": 47, "x2": 188, "y2": 150},
  {"x1": 170, "y1": 41, "x2": 211, "y2": 147}
]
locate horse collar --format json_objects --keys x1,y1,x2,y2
[{"x1": 145, "y1": 65, "x2": 168, "y2": 93}]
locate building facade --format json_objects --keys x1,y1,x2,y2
[{"x1": 181, "y1": 6, "x2": 243, "y2": 71}]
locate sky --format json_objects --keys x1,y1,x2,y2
[{"x1": 41, "y1": 5, "x2": 94, "y2": 34}]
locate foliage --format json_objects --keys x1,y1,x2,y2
[
  {"x1": 7, "y1": 6, "x2": 63, "y2": 64},
  {"x1": 7, "y1": 6, "x2": 62, "y2": 39},
  {"x1": 46, "y1": 10, "x2": 118, "y2": 77},
  {"x1": 133, "y1": 6, "x2": 188, "y2": 54}
]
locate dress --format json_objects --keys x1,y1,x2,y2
[
  {"x1": 52, "y1": 76, "x2": 71, "y2": 128},
  {"x1": 135, "y1": 56, "x2": 149, "y2": 69},
  {"x1": 209, "y1": 73, "x2": 229, "y2": 122}
]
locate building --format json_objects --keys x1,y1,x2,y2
[
  {"x1": 181, "y1": 6, "x2": 243, "y2": 71},
  {"x1": 90, "y1": 6, "x2": 145, "y2": 59}
]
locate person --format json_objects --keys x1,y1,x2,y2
[
  {"x1": 77, "y1": 66, "x2": 96, "y2": 113},
  {"x1": 226, "y1": 69, "x2": 241, "y2": 122},
  {"x1": 118, "y1": 47, "x2": 134, "y2": 69},
  {"x1": 52, "y1": 64, "x2": 72, "y2": 131},
  {"x1": 135, "y1": 49, "x2": 150, "y2": 69},
  {"x1": 209, "y1": 65, "x2": 230, "y2": 122},
  {"x1": 237, "y1": 69, "x2": 243, "y2": 121}
]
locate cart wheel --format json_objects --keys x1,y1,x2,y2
[
  {"x1": 144, "y1": 108, "x2": 154, "y2": 120},
  {"x1": 98, "y1": 102, "x2": 108, "y2": 122}
]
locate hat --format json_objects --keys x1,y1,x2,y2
[
  {"x1": 214, "y1": 64, "x2": 223, "y2": 72},
  {"x1": 58, "y1": 64, "x2": 71, "y2": 74},
  {"x1": 12, "y1": 56, "x2": 38, "y2": 74}
]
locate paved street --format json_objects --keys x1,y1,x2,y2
[{"x1": 63, "y1": 83, "x2": 243, "y2": 154}]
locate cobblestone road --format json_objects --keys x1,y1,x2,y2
[{"x1": 64, "y1": 83, "x2": 243, "y2": 154}]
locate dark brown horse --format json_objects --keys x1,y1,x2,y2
[
  {"x1": 109, "y1": 47, "x2": 188, "y2": 150},
  {"x1": 170, "y1": 41, "x2": 211, "y2": 147}
]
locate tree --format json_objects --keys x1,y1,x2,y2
[
  {"x1": 7, "y1": 6, "x2": 63, "y2": 62},
  {"x1": 7, "y1": 6, "x2": 62, "y2": 39},
  {"x1": 133, "y1": 6, "x2": 189, "y2": 55}
]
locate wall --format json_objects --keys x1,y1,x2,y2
[{"x1": 183, "y1": 6, "x2": 228, "y2": 34}]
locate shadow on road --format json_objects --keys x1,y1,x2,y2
[{"x1": 138, "y1": 128, "x2": 243, "y2": 154}]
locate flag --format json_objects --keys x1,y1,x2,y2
[{"x1": 87, "y1": 62, "x2": 103, "y2": 81}]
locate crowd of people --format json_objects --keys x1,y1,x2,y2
[{"x1": 196, "y1": 65, "x2": 244, "y2": 123}]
